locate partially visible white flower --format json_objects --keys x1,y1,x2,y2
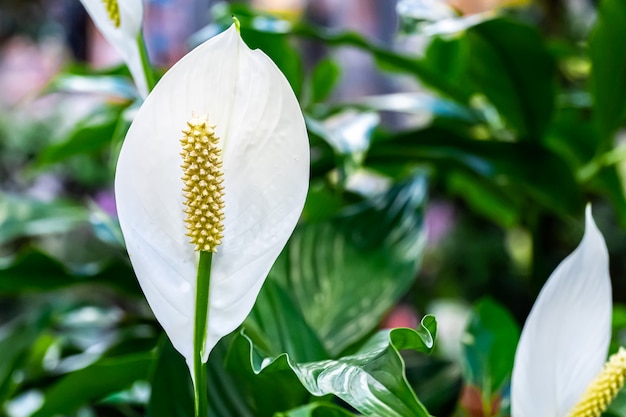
[
  {"x1": 115, "y1": 24, "x2": 309, "y2": 374},
  {"x1": 511, "y1": 206, "x2": 626, "y2": 417},
  {"x1": 79, "y1": 0, "x2": 148, "y2": 97}
]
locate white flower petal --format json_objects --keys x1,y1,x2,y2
[
  {"x1": 79, "y1": 0, "x2": 148, "y2": 97},
  {"x1": 511, "y1": 206, "x2": 611, "y2": 417},
  {"x1": 115, "y1": 25, "x2": 309, "y2": 371}
]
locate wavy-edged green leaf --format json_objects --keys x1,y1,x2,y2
[
  {"x1": 466, "y1": 18, "x2": 556, "y2": 140},
  {"x1": 230, "y1": 316, "x2": 437, "y2": 417},
  {"x1": 589, "y1": 0, "x2": 626, "y2": 143},
  {"x1": 149, "y1": 334, "x2": 287, "y2": 417},
  {"x1": 31, "y1": 353, "x2": 152, "y2": 417},
  {"x1": 461, "y1": 299, "x2": 519, "y2": 407},
  {"x1": 269, "y1": 174, "x2": 427, "y2": 355}
]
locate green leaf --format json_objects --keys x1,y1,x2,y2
[
  {"x1": 37, "y1": 104, "x2": 125, "y2": 166},
  {"x1": 31, "y1": 353, "x2": 152, "y2": 417},
  {"x1": 275, "y1": 403, "x2": 357, "y2": 417},
  {"x1": 0, "y1": 318, "x2": 44, "y2": 403},
  {"x1": 224, "y1": 280, "x2": 328, "y2": 416},
  {"x1": 466, "y1": 18, "x2": 556, "y2": 139},
  {"x1": 147, "y1": 336, "x2": 194, "y2": 417},
  {"x1": 311, "y1": 59, "x2": 341, "y2": 103},
  {"x1": 247, "y1": 280, "x2": 328, "y2": 362},
  {"x1": 225, "y1": 329, "x2": 312, "y2": 417},
  {"x1": 269, "y1": 174, "x2": 427, "y2": 355},
  {"x1": 0, "y1": 250, "x2": 140, "y2": 295},
  {"x1": 589, "y1": 0, "x2": 626, "y2": 144},
  {"x1": 231, "y1": 317, "x2": 437, "y2": 417},
  {"x1": 461, "y1": 299, "x2": 519, "y2": 403},
  {"x1": 368, "y1": 127, "x2": 584, "y2": 218},
  {"x1": 0, "y1": 193, "x2": 88, "y2": 245}
]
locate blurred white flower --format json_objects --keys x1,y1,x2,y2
[{"x1": 79, "y1": 0, "x2": 148, "y2": 97}]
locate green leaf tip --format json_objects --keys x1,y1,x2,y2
[{"x1": 233, "y1": 16, "x2": 241, "y2": 34}]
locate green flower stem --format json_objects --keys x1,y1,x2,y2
[
  {"x1": 194, "y1": 251, "x2": 212, "y2": 417},
  {"x1": 136, "y1": 31, "x2": 156, "y2": 93}
]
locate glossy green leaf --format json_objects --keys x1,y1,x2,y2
[
  {"x1": 589, "y1": 0, "x2": 626, "y2": 143},
  {"x1": 269, "y1": 174, "x2": 427, "y2": 355},
  {"x1": 466, "y1": 18, "x2": 556, "y2": 140},
  {"x1": 247, "y1": 280, "x2": 328, "y2": 363},
  {"x1": 461, "y1": 299, "x2": 519, "y2": 402},
  {"x1": 231, "y1": 316, "x2": 437, "y2": 417},
  {"x1": 37, "y1": 104, "x2": 125, "y2": 166},
  {"x1": 225, "y1": 329, "x2": 312, "y2": 417},
  {"x1": 0, "y1": 193, "x2": 88, "y2": 245},
  {"x1": 31, "y1": 353, "x2": 152, "y2": 417},
  {"x1": 311, "y1": 59, "x2": 341, "y2": 104},
  {"x1": 0, "y1": 250, "x2": 140, "y2": 295}
]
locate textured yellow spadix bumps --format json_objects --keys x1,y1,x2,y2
[
  {"x1": 101, "y1": 0, "x2": 121, "y2": 27},
  {"x1": 180, "y1": 115, "x2": 225, "y2": 252},
  {"x1": 568, "y1": 347, "x2": 626, "y2": 417}
]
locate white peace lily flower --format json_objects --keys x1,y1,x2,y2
[
  {"x1": 79, "y1": 0, "x2": 149, "y2": 97},
  {"x1": 511, "y1": 206, "x2": 626, "y2": 417},
  {"x1": 115, "y1": 23, "x2": 309, "y2": 376}
]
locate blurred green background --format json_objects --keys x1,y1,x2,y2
[{"x1": 1, "y1": 0, "x2": 626, "y2": 416}]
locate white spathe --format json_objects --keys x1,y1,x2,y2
[
  {"x1": 511, "y1": 206, "x2": 611, "y2": 417},
  {"x1": 115, "y1": 24, "x2": 309, "y2": 372},
  {"x1": 79, "y1": 0, "x2": 148, "y2": 97}
]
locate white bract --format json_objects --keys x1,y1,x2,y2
[
  {"x1": 511, "y1": 206, "x2": 614, "y2": 417},
  {"x1": 79, "y1": 0, "x2": 148, "y2": 97},
  {"x1": 115, "y1": 24, "x2": 309, "y2": 372}
]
